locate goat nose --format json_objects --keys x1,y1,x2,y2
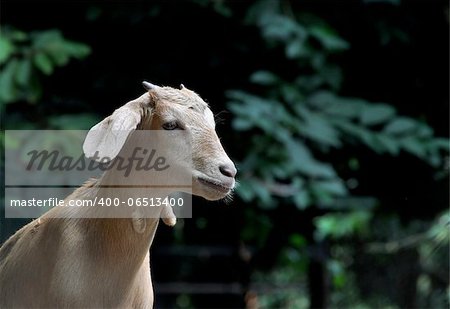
[{"x1": 219, "y1": 164, "x2": 237, "y2": 178}]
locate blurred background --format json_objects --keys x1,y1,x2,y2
[{"x1": 0, "y1": 0, "x2": 449, "y2": 308}]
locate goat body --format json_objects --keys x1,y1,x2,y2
[{"x1": 0, "y1": 83, "x2": 237, "y2": 308}]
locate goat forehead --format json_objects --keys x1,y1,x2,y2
[
  {"x1": 155, "y1": 86, "x2": 215, "y2": 127},
  {"x1": 159, "y1": 87, "x2": 208, "y2": 111},
  {"x1": 204, "y1": 108, "x2": 215, "y2": 127}
]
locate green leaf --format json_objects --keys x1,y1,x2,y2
[
  {"x1": 400, "y1": 137, "x2": 427, "y2": 159},
  {"x1": 416, "y1": 123, "x2": 434, "y2": 138},
  {"x1": 31, "y1": 30, "x2": 90, "y2": 68},
  {"x1": 332, "y1": 119, "x2": 403, "y2": 155},
  {"x1": 295, "y1": 75, "x2": 324, "y2": 92},
  {"x1": 429, "y1": 138, "x2": 449, "y2": 152},
  {"x1": 383, "y1": 117, "x2": 418, "y2": 135},
  {"x1": 32, "y1": 30, "x2": 63, "y2": 48},
  {"x1": 63, "y1": 42, "x2": 91, "y2": 59},
  {"x1": 232, "y1": 118, "x2": 253, "y2": 131},
  {"x1": 359, "y1": 104, "x2": 396, "y2": 126},
  {"x1": 15, "y1": 59, "x2": 32, "y2": 86},
  {"x1": 328, "y1": 260, "x2": 347, "y2": 289},
  {"x1": 289, "y1": 234, "x2": 306, "y2": 248},
  {"x1": 308, "y1": 91, "x2": 365, "y2": 119},
  {"x1": 0, "y1": 37, "x2": 15, "y2": 65},
  {"x1": 313, "y1": 179, "x2": 348, "y2": 197},
  {"x1": 280, "y1": 84, "x2": 302, "y2": 103},
  {"x1": 9, "y1": 30, "x2": 27, "y2": 41},
  {"x1": 0, "y1": 59, "x2": 19, "y2": 103},
  {"x1": 227, "y1": 101, "x2": 246, "y2": 117},
  {"x1": 374, "y1": 134, "x2": 400, "y2": 155},
  {"x1": 311, "y1": 187, "x2": 335, "y2": 206},
  {"x1": 253, "y1": 182, "x2": 275, "y2": 208},
  {"x1": 319, "y1": 65, "x2": 343, "y2": 91},
  {"x1": 295, "y1": 106, "x2": 341, "y2": 147},
  {"x1": 33, "y1": 53, "x2": 53, "y2": 75},
  {"x1": 309, "y1": 25, "x2": 349, "y2": 52},
  {"x1": 212, "y1": 1, "x2": 232, "y2": 17},
  {"x1": 314, "y1": 211, "x2": 371, "y2": 240},
  {"x1": 333, "y1": 120, "x2": 376, "y2": 148},
  {"x1": 261, "y1": 15, "x2": 300, "y2": 43},
  {"x1": 27, "y1": 75, "x2": 43, "y2": 103},
  {"x1": 250, "y1": 71, "x2": 279, "y2": 85},
  {"x1": 49, "y1": 52, "x2": 69, "y2": 67},
  {"x1": 227, "y1": 92, "x2": 292, "y2": 139},
  {"x1": 285, "y1": 139, "x2": 336, "y2": 178},
  {"x1": 293, "y1": 190, "x2": 311, "y2": 210},
  {"x1": 235, "y1": 177, "x2": 275, "y2": 207},
  {"x1": 286, "y1": 40, "x2": 305, "y2": 59}
]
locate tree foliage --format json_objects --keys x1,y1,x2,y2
[
  {"x1": 0, "y1": 28, "x2": 90, "y2": 105},
  {"x1": 229, "y1": 1, "x2": 448, "y2": 212},
  {"x1": 225, "y1": 1, "x2": 449, "y2": 307}
]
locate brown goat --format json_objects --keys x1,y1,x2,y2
[{"x1": 0, "y1": 82, "x2": 237, "y2": 308}]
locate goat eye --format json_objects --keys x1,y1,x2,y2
[{"x1": 162, "y1": 121, "x2": 179, "y2": 130}]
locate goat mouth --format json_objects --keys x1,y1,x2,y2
[{"x1": 198, "y1": 177, "x2": 232, "y2": 194}]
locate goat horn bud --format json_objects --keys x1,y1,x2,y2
[
  {"x1": 180, "y1": 84, "x2": 185, "y2": 90},
  {"x1": 142, "y1": 81, "x2": 158, "y2": 91}
]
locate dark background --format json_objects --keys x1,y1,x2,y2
[{"x1": 1, "y1": 1, "x2": 449, "y2": 308}]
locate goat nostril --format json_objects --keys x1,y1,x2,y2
[{"x1": 219, "y1": 164, "x2": 237, "y2": 178}]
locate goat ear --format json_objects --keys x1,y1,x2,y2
[{"x1": 83, "y1": 93, "x2": 152, "y2": 161}]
